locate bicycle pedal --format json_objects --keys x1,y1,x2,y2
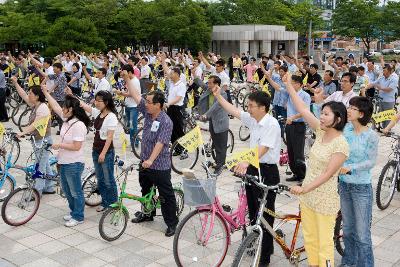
[{"x1": 222, "y1": 204, "x2": 232, "y2": 213}]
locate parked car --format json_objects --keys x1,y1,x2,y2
[
  {"x1": 325, "y1": 47, "x2": 345, "y2": 58},
  {"x1": 382, "y1": 48, "x2": 395, "y2": 55},
  {"x1": 365, "y1": 49, "x2": 382, "y2": 57},
  {"x1": 394, "y1": 47, "x2": 400, "y2": 55}
]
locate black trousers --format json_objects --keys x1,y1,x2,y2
[
  {"x1": 209, "y1": 121, "x2": 228, "y2": 167},
  {"x1": 139, "y1": 168, "x2": 178, "y2": 227},
  {"x1": 246, "y1": 164, "x2": 279, "y2": 264},
  {"x1": 285, "y1": 122, "x2": 306, "y2": 179},
  {"x1": 167, "y1": 105, "x2": 185, "y2": 146},
  {"x1": 0, "y1": 88, "x2": 8, "y2": 121}
]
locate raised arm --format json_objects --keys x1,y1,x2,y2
[
  {"x1": 198, "y1": 51, "x2": 211, "y2": 70},
  {"x1": 211, "y1": 85, "x2": 241, "y2": 118},
  {"x1": 283, "y1": 74, "x2": 320, "y2": 129},
  {"x1": 82, "y1": 65, "x2": 92, "y2": 81},
  {"x1": 261, "y1": 65, "x2": 282, "y2": 91},
  {"x1": 41, "y1": 84, "x2": 63, "y2": 118},
  {"x1": 28, "y1": 54, "x2": 43, "y2": 69},
  {"x1": 10, "y1": 76, "x2": 30, "y2": 105}
]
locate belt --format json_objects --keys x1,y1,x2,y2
[{"x1": 291, "y1": 121, "x2": 305, "y2": 124}]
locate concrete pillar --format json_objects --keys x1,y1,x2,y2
[
  {"x1": 288, "y1": 40, "x2": 297, "y2": 57},
  {"x1": 272, "y1": 41, "x2": 279, "y2": 55},
  {"x1": 261, "y1": 40, "x2": 272, "y2": 56},
  {"x1": 249, "y1": 41, "x2": 258, "y2": 58},
  {"x1": 240, "y1": 40, "x2": 249, "y2": 54}
]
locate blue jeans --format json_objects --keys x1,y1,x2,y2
[
  {"x1": 92, "y1": 149, "x2": 118, "y2": 208},
  {"x1": 339, "y1": 181, "x2": 374, "y2": 267},
  {"x1": 60, "y1": 162, "x2": 85, "y2": 221},
  {"x1": 125, "y1": 106, "x2": 139, "y2": 148},
  {"x1": 34, "y1": 136, "x2": 55, "y2": 194}
]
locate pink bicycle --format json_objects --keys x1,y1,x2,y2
[{"x1": 173, "y1": 163, "x2": 249, "y2": 266}]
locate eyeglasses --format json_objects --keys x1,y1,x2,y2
[{"x1": 94, "y1": 99, "x2": 104, "y2": 103}]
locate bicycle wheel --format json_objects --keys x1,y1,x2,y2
[
  {"x1": 236, "y1": 87, "x2": 247, "y2": 105},
  {"x1": 132, "y1": 128, "x2": 143, "y2": 159},
  {"x1": 242, "y1": 93, "x2": 249, "y2": 112},
  {"x1": 82, "y1": 173, "x2": 102, "y2": 207},
  {"x1": 18, "y1": 108, "x2": 32, "y2": 132},
  {"x1": 98, "y1": 207, "x2": 129, "y2": 242},
  {"x1": 173, "y1": 209, "x2": 229, "y2": 267},
  {"x1": 1, "y1": 187, "x2": 40, "y2": 226},
  {"x1": 0, "y1": 136, "x2": 20, "y2": 166},
  {"x1": 171, "y1": 141, "x2": 199, "y2": 175},
  {"x1": 334, "y1": 212, "x2": 344, "y2": 256},
  {"x1": 211, "y1": 129, "x2": 235, "y2": 160},
  {"x1": 376, "y1": 161, "x2": 398, "y2": 210},
  {"x1": 231, "y1": 231, "x2": 261, "y2": 267},
  {"x1": 11, "y1": 103, "x2": 22, "y2": 125},
  {"x1": 0, "y1": 175, "x2": 15, "y2": 201},
  {"x1": 174, "y1": 188, "x2": 184, "y2": 217},
  {"x1": 239, "y1": 125, "x2": 250, "y2": 141}
]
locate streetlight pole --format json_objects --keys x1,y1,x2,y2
[{"x1": 308, "y1": 20, "x2": 313, "y2": 57}]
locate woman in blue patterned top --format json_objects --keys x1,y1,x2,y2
[{"x1": 339, "y1": 96, "x2": 378, "y2": 267}]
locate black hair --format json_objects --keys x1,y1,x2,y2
[
  {"x1": 121, "y1": 63, "x2": 134, "y2": 74},
  {"x1": 279, "y1": 65, "x2": 288, "y2": 72},
  {"x1": 391, "y1": 59, "x2": 397, "y2": 63},
  {"x1": 63, "y1": 95, "x2": 91, "y2": 127},
  {"x1": 30, "y1": 85, "x2": 46, "y2": 103},
  {"x1": 348, "y1": 66, "x2": 358, "y2": 73},
  {"x1": 208, "y1": 75, "x2": 221, "y2": 86},
  {"x1": 98, "y1": 67, "x2": 107, "y2": 76},
  {"x1": 325, "y1": 70, "x2": 334, "y2": 77},
  {"x1": 336, "y1": 56, "x2": 344, "y2": 61},
  {"x1": 349, "y1": 96, "x2": 373, "y2": 126},
  {"x1": 94, "y1": 91, "x2": 117, "y2": 114},
  {"x1": 383, "y1": 64, "x2": 393, "y2": 72},
  {"x1": 147, "y1": 90, "x2": 165, "y2": 107},
  {"x1": 274, "y1": 61, "x2": 281, "y2": 66},
  {"x1": 72, "y1": 62, "x2": 80, "y2": 71},
  {"x1": 129, "y1": 56, "x2": 139, "y2": 65},
  {"x1": 53, "y1": 62, "x2": 63, "y2": 70},
  {"x1": 143, "y1": 57, "x2": 149, "y2": 62},
  {"x1": 358, "y1": 66, "x2": 365, "y2": 71},
  {"x1": 291, "y1": 75, "x2": 303, "y2": 84},
  {"x1": 172, "y1": 67, "x2": 181, "y2": 76},
  {"x1": 247, "y1": 91, "x2": 271, "y2": 113},
  {"x1": 44, "y1": 57, "x2": 53, "y2": 65},
  {"x1": 310, "y1": 63, "x2": 318, "y2": 70},
  {"x1": 341, "y1": 72, "x2": 357, "y2": 84},
  {"x1": 321, "y1": 101, "x2": 347, "y2": 131},
  {"x1": 216, "y1": 59, "x2": 225, "y2": 67}
]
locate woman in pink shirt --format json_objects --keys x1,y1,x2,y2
[
  {"x1": 41, "y1": 87, "x2": 91, "y2": 227},
  {"x1": 243, "y1": 58, "x2": 258, "y2": 83}
]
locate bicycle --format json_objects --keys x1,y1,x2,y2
[
  {"x1": 370, "y1": 93, "x2": 385, "y2": 131},
  {"x1": 232, "y1": 175, "x2": 344, "y2": 266},
  {"x1": 376, "y1": 133, "x2": 400, "y2": 210},
  {"x1": 98, "y1": 161, "x2": 184, "y2": 241},
  {"x1": 173, "y1": 162, "x2": 249, "y2": 266},
  {"x1": 1, "y1": 134, "x2": 60, "y2": 226}
]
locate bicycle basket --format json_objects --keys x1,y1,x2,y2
[{"x1": 182, "y1": 176, "x2": 216, "y2": 206}]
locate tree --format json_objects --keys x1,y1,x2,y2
[
  {"x1": 382, "y1": 1, "x2": 400, "y2": 43},
  {"x1": 45, "y1": 17, "x2": 106, "y2": 55},
  {"x1": 332, "y1": 0, "x2": 381, "y2": 54}
]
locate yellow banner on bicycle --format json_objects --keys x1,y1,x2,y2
[
  {"x1": 225, "y1": 147, "x2": 259, "y2": 169},
  {"x1": 33, "y1": 116, "x2": 50, "y2": 137},
  {"x1": 303, "y1": 73, "x2": 308, "y2": 85},
  {"x1": 253, "y1": 72, "x2": 259, "y2": 83},
  {"x1": 119, "y1": 133, "x2": 128, "y2": 154},
  {"x1": 177, "y1": 126, "x2": 203, "y2": 153},
  {"x1": 188, "y1": 90, "x2": 195, "y2": 108},
  {"x1": 372, "y1": 109, "x2": 396, "y2": 123},
  {"x1": 0, "y1": 123, "x2": 5, "y2": 139}
]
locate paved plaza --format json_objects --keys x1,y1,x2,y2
[{"x1": 1, "y1": 117, "x2": 400, "y2": 267}]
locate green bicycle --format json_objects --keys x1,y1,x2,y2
[{"x1": 98, "y1": 160, "x2": 184, "y2": 241}]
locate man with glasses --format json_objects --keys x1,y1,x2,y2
[
  {"x1": 82, "y1": 66, "x2": 111, "y2": 94},
  {"x1": 123, "y1": 70, "x2": 178, "y2": 237}
]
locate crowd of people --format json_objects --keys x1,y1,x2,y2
[{"x1": 1, "y1": 47, "x2": 400, "y2": 267}]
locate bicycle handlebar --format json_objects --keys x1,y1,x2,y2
[{"x1": 234, "y1": 173, "x2": 290, "y2": 193}]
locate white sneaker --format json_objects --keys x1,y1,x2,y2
[
  {"x1": 63, "y1": 215, "x2": 72, "y2": 221},
  {"x1": 65, "y1": 219, "x2": 83, "y2": 227}
]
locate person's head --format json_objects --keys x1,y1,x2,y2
[
  {"x1": 53, "y1": 62, "x2": 63, "y2": 74},
  {"x1": 348, "y1": 66, "x2": 358, "y2": 76},
  {"x1": 207, "y1": 75, "x2": 221, "y2": 91},
  {"x1": 141, "y1": 57, "x2": 149, "y2": 66},
  {"x1": 145, "y1": 90, "x2": 165, "y2": 115},
  {"x1": 367, "y1": 59, "x2": 374, "y2": 70},
  {"x1": 246, "y1": 91, "x2": 271, "y2": 121},
  {"x1": 215, "y1": 59, "x2": 225, "y2": 73},
  {"x1": 171, "y1": 67, "x2": 181, "y2": 82},
  {"x1": 28, "y1": 85, "x2": 46, "y2": 104},
  {"x1": 358, "y1": 65, "x2": 365, "y2": 76},
  {"x1": 340, "y1": 72, "x2": 356, "y2": 93},
  {"x1": 336, "y1": 56, "x2": 343, "y2": 66},
  {"x1": 347, "y1": 96, "x2": 373, "y2": 126},
  {"x1": 278, "y1": 65, "x2": 288, "y2": 77},
  {"x1": 302, "y1": 61, "x2": 310, "y2": 71},
  {"x1": 391, "y1": 59, "x2": 397, "y2": 67},
  {"x1": 324, "y1": 70, "x2": 334, "y2": 83},
  {"x1": 193, "y1": 58, "x2": 201, "y2": 68},
  {"x1": 74, "y1": 56, "x2": 80, "y2": 62},
  {"x1": 128, "y1": 56, "x2": 139, "y2": 66},
  {"x1": 121, "y1": 64, "x2": 134, "y2": 78},
  {"x1": 310, "y1": 63, "x2": 318, "y2": 74},
  {"x1": 94, "y1": 91, "x2": 117, "y2": 113},
  {"x1": 383, "y1": 64, "x2": 392, "y2": 78},
  {"x1": 72, "y1": 63, "x2": 80, "y2": 73},
  {"x1": 250, "y1": 57, "x2": 256, "y2": 65},
  {"x1": 273, "y1": 61, "x2": 281, "y2": 70},
  {"x1": 43, "y1": 57, "x2": 53, "y2": 69},
  {"x1": 291, "y1": 75, "x2": 303, "y2": 91},
  {"x1": 320, "y1": 101, "x2": 347, "y2": 131},
  {"x1": 96, "y1": 67, "x2": 107, "y2": 79},
  {"x1": 62, "y1": 95, "x2": 91, "y2": 127}
]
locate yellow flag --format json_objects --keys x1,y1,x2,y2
[
  {"x1": 185, "y1": 68, "x2": 190, "y2": 82},
  {"x1": 225, "y1": 147, "x2": 259, "y2": 169},
  {"x1": 159, "y1": 78, "x2": 165, "y2": 91},
  {"x1": 150, "y1": 71, "x2": 155, "y2": 82},
  {"x1": 177, "y1": 126, "x2": 203, "y2": 153},
  {"x1": 119, "y1": 133, "x2": 128, "y2": 154},
  {"x1": 303, "y1": 73, "x2": 308, "y2": 85},
  {"x1": 33, "y1": 116, "x2": 50, "y2": 137},
  {"x1": 262, "y1": 84, "x2": 270, "y2": 96},
  {"x1": 188, "y1": 90, "x2": 195, "y2": 108},
  {"x1": 372, "y1": 109, "x2": 396, "y2": 123},
  {"x1": 253, "y1": 72, "x2": 259, "y2": 83},
  {"x1": 127, "y1": 47, "x2": 132, "y2": 53},
  {"x1": 18, "y1": 68, "x2": 23, "y2": 78},
  {"x1": 0, "y1": 123, "x2": 5, "y2": 139},
  {"x1": 109, "y1": 75, "x2": 116, "y2": 85},
  {"x1": 82, "y1": 81, "x2": 88, "y2": 92}
]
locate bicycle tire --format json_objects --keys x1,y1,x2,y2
[
  {"x1": 82, "y1": 173, "x2": 102, "y2": 207},
  {"x1": 0, "y1": 175, "x2": 15, "y2": 201},
  {"x1": 0, "y1": 136, "x2": 20, "y2": 166},
  {"x1": 132, "y1": 127, "x2": 143, "y2": 159},
  {"x1": 236, "y1": 87, "x2": 247, "y2": 105},
  {"x1": 242, "y1": 93, "x2": 249, "y2": 112},
  {"x1": 1, "y1": 187, "x2": 40, "y2": 226},
  {"x1": 376, "y1": 161, "x2": 398, "y2": 210},
  {"x1": 99, "y1": 207, "x2": 129, "y2": 242},
  {"x1": 17, "y1": 107, "x2": 32, "y2": 132},
  {"x1": 231, "y1": 231, "x2": 261, "y2": 267},
  {"x1": 334, "y1": 212, "x2": 344, "y2": 256},
  {"x1": 239, "y1": 125, "x2": 250, "y2": 141},
  {"x1": 10, "y1": 103, "x2": 22, "y2": 125},
  {"x1": 211, "y1": 129, "x2": 235, "y2": 160},
  {"x1": 173, "y1": 209, "x2": 229, "y2": 267},
  {"x1": 173, "y1": 188, "x2": 184, "y2": 217},
  {"x1": 170, "y1": 141, "x2": 199, "y2": 175}
]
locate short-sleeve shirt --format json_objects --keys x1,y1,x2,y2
[
  {"x1": 300, "y1": 127, "x2": 349, "y2": 215},
  {"x1": 141, "y1": 65, "x2": 151, "y2": 79},
  {"x1": 91, "y1": 108, "x2": 118, "y2": 152},
  {"x1": 287, "y1": 90, "x2": 311, "y2": 122},
  {"x1": 92, "y1": 77, "x2": 111, "y2": 94},
  {"x1": 58, "y1": 118, "x2": 87, "y2": 164},
  {"x1": 272, "y1": 77, "x2": 289, "y2": 107},
  {"x1": 207, "y1": 66, "x2": 230, "y2": 89},
  {"x1": 125, "y1": 77, "x2": 141, "y2": 108},
  {"x1": 322, "y1": 81, "x2": 337, "y2": 96},
  {"x1": 240, "y1": 112, "x2": 281, "y2": 164},
  {"x1": 28, "y1": 103, "x2": 51, "y2": 139},
  {"x1": 373, "y1": 74, "x2": 398, "y2": 102},
  {"x1": 138, "y1": 98, "x2": 173, "y2": 170},
  {"x1": 168, "y1": 80, "x2": 186, "y2": 106},
  {"x1": 48, "y1": 73, "x2": 67, "y2": 102}
]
